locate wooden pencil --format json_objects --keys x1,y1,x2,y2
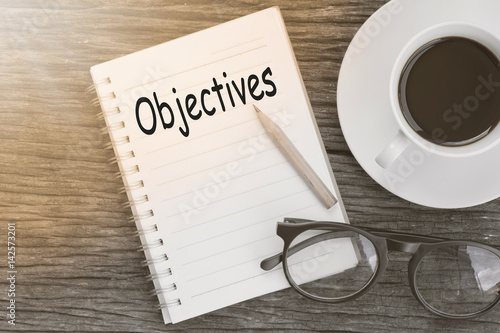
[{"x1": 253, "y1": 105, "x2": 338, "y2": 208}]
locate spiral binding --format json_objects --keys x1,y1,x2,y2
[
  {"x1": 122, "y1": 195, "x2": 149, "y2": 208},
  {"x1": 147, "y1": 268, "x2": 173, "y2": 281},
  {"x1": 105, "y1": 136, "x2": 130, "y2": 149},
  {"x1": 150, "y1": 283, "x2": 177, "y2": 295},
  {"x1": 97, "y1": 106, "x2": 121, "y2": 120},
  {"x1": 119, "y1": 180, "x2": 145, "y2": 193},
  {"x1": 101, "y1": 120, "x2": 125, "y2": 134},
  {"x1": 137, "y1": 238, "x2": 164, "y2": 252},
  {"x1": 86, "y1": 77, "x2": 110, "y2": 95},
  {"x1": 136, "y1": 224, "x2": 158, "y2": 236},
  {"x1": 108, "y1": 151, "x2": 135, "y2": 164},
  {"x1": 92, "y1": 76, "x2": 180, "y2": 309},
  {"x1": 115, "y1": 165, "x2": 140, "y2": 178},
  {"x1": 127, "y1": 209, "x2": 154, "y2": 222},
  {"x1": 142, "y1": 253, "x2": 169, "y2": 266},
  {"x1": 157, "y1": 299, "x2": 182, "y2": 309}
]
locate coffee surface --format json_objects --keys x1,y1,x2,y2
[{"x1": 399, "y1": 37, "x2": 500, "y2": 146}]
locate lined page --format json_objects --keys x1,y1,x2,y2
[{"x1": 91, "y1": 7, "x2": 353, "y2": 324}]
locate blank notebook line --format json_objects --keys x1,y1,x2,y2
[
  {"x1": 211, "y1": 36, "x2": 265, "y2": 54},
  {"x1": 170, "y1": 188, "x2": 312, "y2": 235},
  {"x1": 146, "y1": 113, "x2": 257, "y2": 160},
  {"x1": 175, "y1": 202, "x2": 320, "y2": 251},
  {"x1": 191, "y1": 269, "x2": 279, "y2": 299},
  {"x1": 151, "y1": 129, "x2": 299, "y2": 190},
  {"x1": 183, "y1": 235, "x2": 276, "y2": 269},
  {"x1": 155, "y1": 146, "x2": 283, "y2": 190},
  {"x1": 90, "y1": 7, "x2": 349, "y2": 325},
  {"x1": 124, "y1": 44, "x2": 268, "y2": 92},
  {"x1": 176, "y1": 205, "x2": 304, "y2": 250},
  {"x1": 228, "y1": 60, "x2": 274, "y2": 77},
  {"x1": 186, "y1": 250, "x2": 275, "y2": 284},
  {"x1": 148, "y1": 133, "x2": 269, "y2": 169},
  {"x1": 156, "y1": 160, "x2": 289, "y2": 203},
  {"x1": 162, "y1": 175, "x2": 305, "y2": 220}
]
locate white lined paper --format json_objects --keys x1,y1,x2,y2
[{"x1": 91, "y1": 7, "x2": 352, "y2": 324}]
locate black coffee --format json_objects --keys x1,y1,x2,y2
[{"x1": 399, "y1": 37, "x2": 500, "y2": 146}]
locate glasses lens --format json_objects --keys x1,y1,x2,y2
[
  {"x1": 284, "y1": 227, "x2": 378, "y2": 300},
  {"x1": 415, "y1": 245, "x2": 500, "y2": 316}
]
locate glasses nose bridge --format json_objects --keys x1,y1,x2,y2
[{"x1": 386, "y1": 238, "x2": 422, "y2": 253}]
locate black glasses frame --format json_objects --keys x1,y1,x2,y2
[{"x1": 261, "y1": 218, "x2": 500, "y2": 319}]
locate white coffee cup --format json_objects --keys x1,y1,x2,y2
[{"x1": 376, "y1": 22, "x2": 500, "y2": 168}]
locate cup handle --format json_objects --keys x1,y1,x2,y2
[{"x1": 375, "y1": 131, "x2": 411, "y2": 168}]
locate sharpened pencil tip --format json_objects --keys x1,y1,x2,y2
[{"x1": 253, "y1": 105, "x2": 261, "y2": 113}]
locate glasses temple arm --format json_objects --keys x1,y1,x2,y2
[
  {"x1": 368, "y1": 230, "x2": 446, "y2": 243},
  {"x1": 283, "y1": 219, "x2": 500, "y2": 250},
  {"x1": 260, "y1": 231, "x2": 351, "y2": 271}
]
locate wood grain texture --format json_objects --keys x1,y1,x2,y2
[{"x1": 1, "y1": 0, "x2": 499, "y2": 332}]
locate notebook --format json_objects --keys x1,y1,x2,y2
[{"x1": 90, "y1": 7, "x2": 354, "y2": 324}]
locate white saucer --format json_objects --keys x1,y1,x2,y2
[{"x1": 337, "y1": 0, "x2": 500, "y2": 209}]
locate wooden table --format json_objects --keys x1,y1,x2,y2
[{"x1": 1, "y1": 1, "x2": 499, "y2": 332}]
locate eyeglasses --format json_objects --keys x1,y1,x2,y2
[{"x1": 261, "y1": 218, "x2": 500, "y2": 319}]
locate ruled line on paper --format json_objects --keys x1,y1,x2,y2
[
  {"x1": 177, "y1": 201, "x2": 326, "y2": 281},
  {"x1": 152, "y1": 60, "x2": 274, "y2": 100},
  {"x1": 153, "y1": 145, "x2": 284, "y2": 190},
  {"x1": 184, "y1": 235, "x2": 276, "y2": 269},
  {"x1": 186, "y1": 240, "x2": 275, "y2": 282},
  {"x1": 211, "y1": 37, "x2": 265, "y2": 55},
  {"x1": 225, "y1": 60, "x2": 274, "y2": 78},
  {"x1": 169, "y1": 189, "x2": 311, "y2": 234},
  {"x1": 149, "y1": 136, "x2": 251, "y2": 169},
  {"x1": 146, "y1": 109, "x2": 290, "y2": 175},
  {"x1": 146, "y1": 108, "x2": 254, "y2": 158},
  {"x1": 156, "y1": 159, "x2": 289, "y2": 203},
  {"x1": 162, "y1": 174, "x2": 302, "y2": 213},
  {"x1": 176, "y1": 202, "x2": 319, "y2": 251},
  {"x1": 124, "y1": 44, "x2": 268, "y2": 92},
  {"x1": 189, "y1": 241, "x2": 356, "y2": 299},
  {"x1": 149, "y1": 128, "x2": 291, "y2": 178},
  {"x1": 191, "y1": 268, "x2": 278, "y2": 299},
  {"x1": 141, "y1": 102, "x2": 286, "y2": 157}
]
